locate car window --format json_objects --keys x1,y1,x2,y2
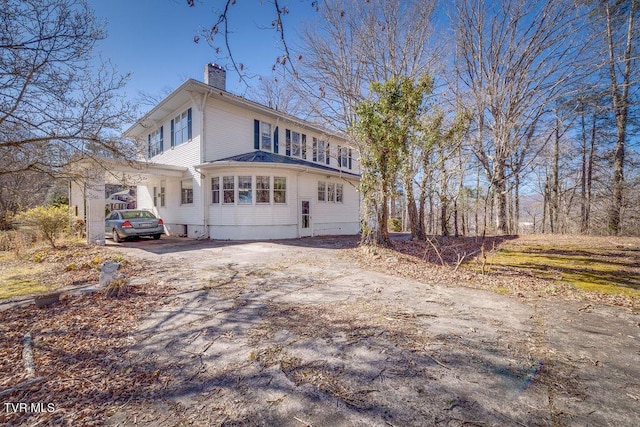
[
  {"x1": 121, "y1": 211, "x2": 156, "y2": 220},
  {"x1": 107, "y1": 213, "x2": 117, "y2": 220}
]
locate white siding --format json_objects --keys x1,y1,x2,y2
[
  {"x1": 205, "y1": 167, "x2": 359, "y2": 239},
  {"x1": 140, "y1": 101, "x2": 206, "y2": 236},
  {"x1": 205, "y1": 100, "x2": 255, "y2": 161}
]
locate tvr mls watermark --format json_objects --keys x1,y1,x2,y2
[{"x1": 3, "y1": 402, "x2": 55, "y2": 413}]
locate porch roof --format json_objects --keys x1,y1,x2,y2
[{"x1": 195, "y1": 151, "x2": 361, "y2": 179}]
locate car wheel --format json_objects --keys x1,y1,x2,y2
[
  {"x1": 152, "y1": 234, "x2": 161, "y2": 240},
  {"x1": 112, "y1": 229, "x2": 122, "y2": 243}
]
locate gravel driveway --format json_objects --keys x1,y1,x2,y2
[{"x1": 105, "y1": 236, "x2": 640, "y2": 426}]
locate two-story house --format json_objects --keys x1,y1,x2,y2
[{"x1": 96, "y1": 64, "x2": 360, "y2": 241}]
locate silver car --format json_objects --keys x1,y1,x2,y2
[{"x1": 105, "y1": 209, "x2": 164, "y2": 242}]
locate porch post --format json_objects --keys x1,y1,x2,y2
[{"x1": 85, "y1": 169, "x2": 106, "y2": 245}]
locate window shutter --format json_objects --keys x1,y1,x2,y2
[
  {"x1": 348, "y1": 148, "x2": 352, "y2": 169},
  {"x1": 159, "y1": 126, "x2": 164, "y2": 152},
  {"x1": 337, "y1": 145, "x2": 342, "y2": 167},
  {"x1": 170, "y1": 119, "x2": 175, "y2": 147},
  {"x1": 147, "y1": 134, "x2": 151, "y2": 158},
  {"x1": 302, "y1": 134, "x2": 307, "y2": 159},
  {"x1": 254, "y1": 119, "x2": 260, "y2": 150},
  {"x1": 274, "y1": 126, "x2": 279, "y2": 153},
  {"x1": 326, "y1": 142, "x2": 330, "y2": 165},
  {"x1": 312, "y1": 138, "x2": 317, "y2": 161},
  {"x1": 286, "y1": 129, "x2": 291, "y2": 156},
  {"x1": 187, "y1": 108, "x2": 192, "y2": 140}
]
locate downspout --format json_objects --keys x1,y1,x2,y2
[{"x1": 200, "y1": 92, "x2": 209, "y2": 238}]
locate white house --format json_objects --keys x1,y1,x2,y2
[{"x1": 72, "y1": 64, "x2": 361, "y2": 242}]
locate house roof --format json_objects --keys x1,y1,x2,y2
[
  {"x1": 197, "y1": 151, "x2": 361, "y2": 179},
  {"x1": 125, "y1": 79, "x2": 349, "y2": 145}
]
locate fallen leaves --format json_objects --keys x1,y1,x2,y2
[{"x1": 0, "y1": 283, "x2": 170, "y2": 426}]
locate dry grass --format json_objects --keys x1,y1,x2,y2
[
  {"x1": 0, "y1": 237, "x2": 136, "y2": 299},
  {"x1": 343, "y1": 234, "x2": 640, "y2": 309}
]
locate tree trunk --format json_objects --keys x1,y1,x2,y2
[
  {"x1": 605, "y1": 0, "x2": 634, "y2": 235},
  {"x1": 493, "y1": 162, "x2": 508, "y2": 235},
  {"x1": 404, "y1": 175, "x2": 424, "y2": 240}
]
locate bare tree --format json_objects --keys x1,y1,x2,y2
[
  {"x1": 0, "y1": 0, "x2": 137, "y2": 178},
  {"x1": 247, "y1": 74, "x2": 303, "y2": 116},
  {"x1": 454, "y1": 0, "x2": 586, "y2": 234},
  {"x1": 594, "y1": 0, "x2": 638, "y2": 234}
]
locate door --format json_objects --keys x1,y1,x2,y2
[{"x1": 300, "y1": 199, "x2": 312, "y2": 237}]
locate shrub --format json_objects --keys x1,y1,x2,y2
[
  {"x1": 17, "y1": 205, "x2": 70, "y2": 249},
  {"x1": 388, "y1": 217, "x2": 402, "y2": 232}
]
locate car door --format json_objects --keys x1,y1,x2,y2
[{"x1": 105, "y1": 212, "x2": 117, "y2": 233}]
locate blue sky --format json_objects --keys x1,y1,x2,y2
[{"x1": 88, "y1": 0, "x2": 314, "y2": 104}]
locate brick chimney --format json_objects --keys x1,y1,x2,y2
[{"x1": 204, "y1": 63, "x2": 226, "y2": 91}]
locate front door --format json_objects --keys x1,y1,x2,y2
[{"x1": 300, "y1": 199, "x2": 312, "y2": 237}]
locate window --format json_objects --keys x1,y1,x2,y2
[
  {"x1": 223, "y1": 176, "x2": 235, "y2": 204},
  {"x1": 318, "y1": 181, "x2": 343, "y2": 203},
  {"x1": 338, "y1": 146, "x2": 349, "y2": 168},
  {"x1": 274, "y1": 177, "x2": 286, "y2": 204},
  {"x1": 181, "y1": 179, "x2": 193, "y2": 204},
  {"x1": 261, "y1": 122, "x2": 272, "y2": 150},
  {"x1": 211, "y1": 177, "x2": 220, "y2": 204},
  {"x1": 153, "y1": 186, "x2": 158, "y2": 207},
  {"x1": 286, "y1": 129, "x2": 291, "y2": 156},
  {"x1": 292, "y1": 131, "x2": 301, "y2": 157},
  {"x1": 327, "y1": 182, "x2": 336, "y2": 202},
  {"x1": 256, "y1": 176, "x2": 270, "y2": 203},
  {"x1": 325, "y1": 142, "x2": 330, "y2": 165},
  {"x1": 317, "y1": 140, "x2": 325, "y2": 163},
  {"x1": 171, "y1": 108, "x2": 192, "y2": 147},
  {"x1": 148, "y1": 127, "x2": 163, "y2": 158},
  {"x1": 159, "y1": 183, "x2": 165, "y2": 207},
  {"x1": 238, "y1": 176, "x2": 252, "y2": 204},
  {"x1": 317, "y1": 181, "x2": 326, "y2": 202}
]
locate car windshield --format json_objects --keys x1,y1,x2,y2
[{"x1": 120, "y1": 211, "x2": 156, "y2": 220}]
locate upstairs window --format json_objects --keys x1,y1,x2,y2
[
  {"x1": 313, "y1": 138, "x2": 326, "y2": 163},
  {"x1": 261, "y1": 122, "x2": 272, "y2": 150},
  {"x1": 285, "y1": 129, "x2": 306, "y2": 159},
  {"x1": 148, "y1": 127, "x2": 163, "y2": 158},
  {"x1": 171, "y1": 108, "x2": 192, "y2": 147},
  {"x1": 292, "y1": 131, "x2": 301, "y2": 157},
  {"x1": 338, "y1": 146, "x2": 351, "y2": 169}
]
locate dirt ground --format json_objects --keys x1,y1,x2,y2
[{"x1": 92, "y1": 235, "x2": 640, "y2": 427}]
